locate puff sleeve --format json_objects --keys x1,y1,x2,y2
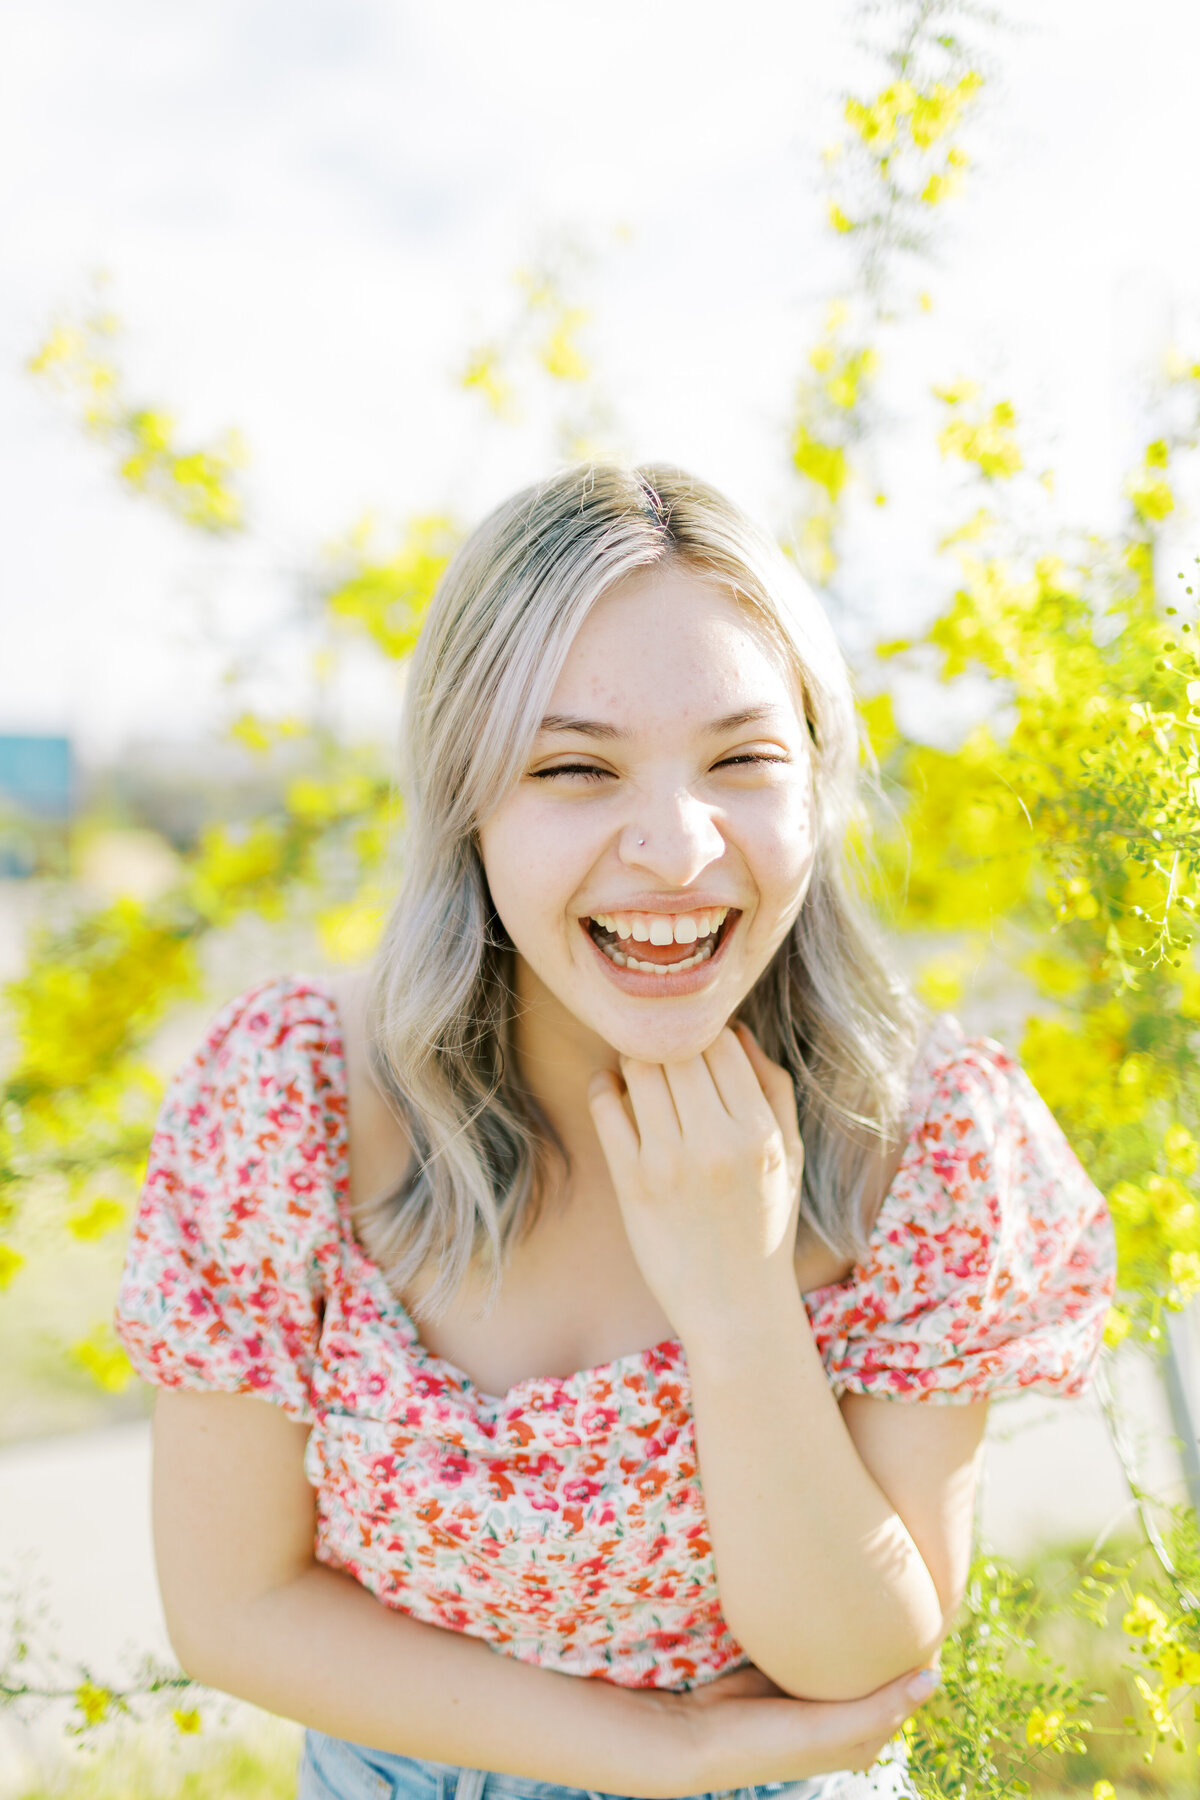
[
  {"x1": 114, "y1": 977, "x2": 346, "y2": 1424},
  {"x1": 811, "y1": 1016, "x2": 1117, "y2": 1404}
]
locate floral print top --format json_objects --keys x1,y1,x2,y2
[{"x1": 114, "y1": 977, "x2": 1116, "y2": 1690}]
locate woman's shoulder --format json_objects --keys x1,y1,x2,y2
[
  {"x1": 809, "y1": 1009, "x2": 1117, "y2": 1403},
  {"x1": 139, "y1": 972, "x2": 349, "y2": 1239},
  {"x1": 115, "y1": 973, "x2": 350, "y2": 1420},
  {"x1": 321, "y1": 969, "x2": 416, "y2": 1218},
  {"x1": 196, "y1": 971, "x2": 345, "y2": 1079}
]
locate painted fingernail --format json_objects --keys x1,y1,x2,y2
[{"x1": 907, "y1": 1668, "x2": 940, "y2": 1701}]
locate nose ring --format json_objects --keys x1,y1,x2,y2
[{"x1": 637, "y1": 836, "x2": 645, "y2": 846}]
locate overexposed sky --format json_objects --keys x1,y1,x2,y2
[{"x1": 2, "y1": 0, "x2": 1199, "y2": 762}]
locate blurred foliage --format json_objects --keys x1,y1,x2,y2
[
  {"x1": 28, "y1": 281, "x2": 246, "y2": 534},
  {"x1": 4, "y1": 0, "x2": 1200, "y2": 1790}
]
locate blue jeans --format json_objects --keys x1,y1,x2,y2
[{"x1": 295, "y1": 1730, "x2": 918, "y2": 1800}]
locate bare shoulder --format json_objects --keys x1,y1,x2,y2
[{"x1": 323, "y1": 969, "x2": 414, "y2": 1214}]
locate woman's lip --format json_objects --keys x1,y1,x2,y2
[
  {"x1": 578, "y1": 911, "x2": 741, "y2": 997},
  {"x1": 580, "y1": 899, "x2": 741, "y2": 917}
]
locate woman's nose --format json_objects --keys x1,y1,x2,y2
[{"x1": 620, "y1": 789, "x2": 725, "y2": 881}]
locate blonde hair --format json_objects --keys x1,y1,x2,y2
[{"x1": 365, "y1": 461, "x2": 931, "y2": 1319}]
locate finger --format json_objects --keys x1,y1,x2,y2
[
  {"x1": 587, "y1": 1070, "x2": 641, "y2": 1175},
  {"x1": 703, "y1": 1025, "x2": 780, "y2": 1126},
  {"x1": 659, "y1": 1050, "x2": 730, "y2": 1132},
  {"x1": 619, "y1": 1056, "x2": 683, "y2": 1145},
  {"x1": 804, "y1": 1665, "x2": 940, "y2": 1769},
  {"x1": 732, "y1": 1024, "x2": 805, "y2": 1160}
]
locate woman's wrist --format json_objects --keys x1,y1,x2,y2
[
  {"x1": 607, "y1": 1685, "x2": 709, "y2": 1798},
  {"x1": 675, "y1": 1273, "x2": 815, "y2": 1376}
]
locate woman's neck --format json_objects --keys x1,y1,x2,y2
[{"x1": 508, "y1": 955, "x2": 620, "y2": 1176}]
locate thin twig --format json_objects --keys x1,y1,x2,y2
[{"x1": 1094, "y1": 1356, "x2": 1200, "y2": 1612}]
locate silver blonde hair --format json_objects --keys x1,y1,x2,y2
[{"x1": 365, "y1": 461, "x2": 932, "y2": 1320}]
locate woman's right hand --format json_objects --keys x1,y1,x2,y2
[{"x1": 666, "y1": 1659, "x2": 939, "y2": 1791}]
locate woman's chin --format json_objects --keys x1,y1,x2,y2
[{"x1": 590, "y1": 1000, "x2": 745, "y2": 1066}]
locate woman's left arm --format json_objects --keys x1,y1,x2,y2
[
  {"x1": 684, "y1": 1305, "x2": 987, "y2": 1700},
  {"x1": 589, "y1": 1023, "x2": 988, "y2": 1702}
]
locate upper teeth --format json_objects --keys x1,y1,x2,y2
[{"x1": 589, "y1": 908, "x2": 730, "y2": 944}]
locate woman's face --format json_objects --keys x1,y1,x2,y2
[{"x1": 476, "y1": 561, "x2": 819, "y2": 1067}]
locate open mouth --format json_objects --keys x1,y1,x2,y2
[{"x1": 582, "y1": 907, "x2": 739, "y2": 977}]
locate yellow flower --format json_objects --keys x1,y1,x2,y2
[
  {"x1": 67, "y1": 1197, "x2": 126, "y2": 1241},
  {"x1": 317, "y1": 899, "x2": 385, "y2": 965},
  {"x1": 1165, "y1": 1125, "x2": 1199, "y2": 1175},
  {"x1": 1025, "y1": 1706, "x2": 1064, "y2": 1746},
  {"x1": 1092, "y1": 1783, "x2": 1115, "y2": 1800},
  {"x1": 931, "y1": 379, "x2": 978, "y2": 408},
  {"x1": 1152, "y1": 1642, "x2": 1200, "y2": 1686},
  {"x1": 172, "y1": 1708, "x2": 203, "y2": 1733},
  {"x1": 1128, "y1": 471, "x2": 1175, "y2": 523},
  {"x1": 70, "y1": 1327, "x2": 133, "y2": 1394},
  {"x1": 1134, "y1": 1672, "x2": 1174, "y2": 1732},
  {"x1": 1169, "y1": 1250, "x2": 1200, "y2": 1297},
  {"x1": 792, "y1": 427, "x2": 849, "y2": 502},
  {"x1": 1103, "y1": 1306, "x2": 1131, "y2": 1349},
  {"x1": 460, "y1": 346, "x2": 513, "y2": 416},
  {"x1": 75, "y1": 1682, "x2": 110, "y2": 1725},
  {"x1": 1124, "y1": 1594, "x2": 1169, "y2": 1643},
  {"x1": 827, "y1": 202, "x2": 855, "y2": 235},
  {"x1": 537, "y1": 308, "x2": 590, "y2": 382},
  {"x1": 937, "y1": 399, "x2": 1023, "y2": 479},
  {"x1": 228, "y1": 711, "x2": 273, "y2": 754},
  {"x1": 0, "y1": 1244, "x2": 25, "y2": 1290}
]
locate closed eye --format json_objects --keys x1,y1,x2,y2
[{"x1": 530, "y1": 754, "x2": 789, "y2": 782}]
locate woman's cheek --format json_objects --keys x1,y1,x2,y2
[{"x1": 480, "y1": 799, "x2": 594, "y2": 951}]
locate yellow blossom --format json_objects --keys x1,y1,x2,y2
[
  {"x1": 1134, "y1": 1673, "x2": 1174, "y2": 1732},
  {"x1": 937, "y1": 397, "x2": 1023, "y2": 479},
  {"x1": 932, "y1": 379, "x2": 979, "y2": 407},
  {"x1": 70, "y1": 1327, "x2": 133, "y2": 1394},
  {"x1": 317, "y1": 898, "x2": 385, "y2": 965},
  {"x1": 792, "y1": 426, "x2": 850, "y2": 503},
  {"x1": 1124, "y1": 1594, "x2": 1169, "y2": 1643},
  {"x1": 461, "y1": 346, "x2": 513, "y2": 415},
  {"x1": 173, "y1": 1708, "x2": 203, "y2": 1733},
  {"x1": 537, "y1": 308, "x2": 590, "y2": 382},
  {"x1": 1025, "y1": 1706, "x2": 1064, "y2": 1746},
  {"x1": 1103, "y1": 1306, "x2": 1132, "y2": 1349},
  {"x1": 66, "y1": 1197, "x2": 126, "y2": 1241},
  {"x1": 909, "y1": 71, "x2": 983, "y2": 147},
  {"x1": 0, "y1": 1244, "x2": 25, "y2": 1289},
  {"x1": 75, "y1": 1682, "x2": 110, "y2": 1726},
  {"x1": 1165, "y1": 1125, "x2": 1198, "y2": 1175}
]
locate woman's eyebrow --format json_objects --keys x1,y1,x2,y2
[{"x1": 537, "y1": 705, "x2": 785, "y2": 740}]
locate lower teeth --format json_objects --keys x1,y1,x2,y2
[{"x1": 596, "y1": 937, "x2": 716, "y2": 974}]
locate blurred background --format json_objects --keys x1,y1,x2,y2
[{"x1": 3, "y1": 1, "x2": 1200, "y2": 1794}]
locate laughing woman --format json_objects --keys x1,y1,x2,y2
[{"x1": 115, "y1": 464, "x2": 1116, "y2": 1800}]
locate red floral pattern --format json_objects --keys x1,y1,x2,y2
[{"x1": 115, "y1": 977, "x2": 1116, "y2": 1689}]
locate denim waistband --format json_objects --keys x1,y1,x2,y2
[{"x1": 297, "y1": 1727, "x2": 914, "y2": 1800}]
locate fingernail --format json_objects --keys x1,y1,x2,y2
[{"x1": 907, "y1": 1667, "x2": 940, "y2": 1701}]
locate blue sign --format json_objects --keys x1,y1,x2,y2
[{"x1": 0, "y1": 735, "x2": 74, "y2": 819}]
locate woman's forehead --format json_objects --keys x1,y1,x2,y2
[{"x1": 546, "y1": 566, "x2": 804, "y2": 730}]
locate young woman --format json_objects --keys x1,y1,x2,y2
[{"x1": 115, "y1": 463, "x2": 1116, "y2": 1800}]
